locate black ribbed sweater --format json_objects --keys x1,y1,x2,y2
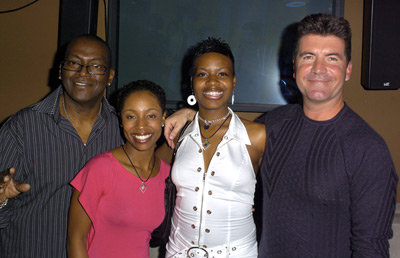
[{"x1": 257, "y1": 104, "x2": 398, "y2": 258}]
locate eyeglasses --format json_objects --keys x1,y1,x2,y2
[{"x1": 62, "y1": 60, "x2": 108, "y2": 75}]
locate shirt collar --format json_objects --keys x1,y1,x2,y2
[{"x1": 31, "y1": 85, "x2": 117, "y2": 124}]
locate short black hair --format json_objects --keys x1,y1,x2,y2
[
  {"x1": 294, "y1": 13, "x2": 352, "y2": 64},
  {"x1": 116, "y1": 80, "x2": 166, "y2": 114},
  {"x1": 65, "y1": 34, "x2": 112, "y2": 66},
  {"x1": 191, "y1": 37, "x2": 235, "y2": 75}
]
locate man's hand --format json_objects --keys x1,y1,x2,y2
[
  {"x1": 0, "y1": 168, "x2": 31, "y2": 203},
  {"x1": 164, "y1": 108, "x2": 196, "y2": 149}
]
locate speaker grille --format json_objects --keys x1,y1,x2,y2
[{"x1": 361, "y1": 0, "x2": 400, "y2": 90}]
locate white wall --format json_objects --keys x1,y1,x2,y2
[{"x1": 390, "y1": 204, "x2": 400, "y2": 257}]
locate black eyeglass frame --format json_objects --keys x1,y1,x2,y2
[{"x1": 61, "y1": 60, "x2": 108, "y2": 75}]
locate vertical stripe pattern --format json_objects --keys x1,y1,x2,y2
[{"x1": 0, "y1": 87, "x2": 123, "y2": 257}]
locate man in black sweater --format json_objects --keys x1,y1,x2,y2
[{"x1": 255, "y1": 14, "x2": 397, "y2": 257}]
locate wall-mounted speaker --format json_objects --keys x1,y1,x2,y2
[
  {"x1": 361, "y1": 0, "x2": 400, "y2": 90},
  {"x1": 58, "y1": 0, "x2": 99, "y2": 49}
]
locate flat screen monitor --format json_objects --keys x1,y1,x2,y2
[{"x1": 107, "y1": 0, "x2": 343, "y2": 112}]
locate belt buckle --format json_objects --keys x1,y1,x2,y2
[{"x1": 186, "y1": 246, "x2": 209, "y2": 257}]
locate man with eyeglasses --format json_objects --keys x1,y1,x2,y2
[{"x1": 0, "y1": 35, "x2": 123, "y2": 257}]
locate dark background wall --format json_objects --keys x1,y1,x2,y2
[{"x1": 0, "y1": 0, "x2": 399, "y2": 201}]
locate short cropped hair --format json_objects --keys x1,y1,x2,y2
[
  {"x1": 191, "y1": 37, "x2": 235, "y2": 75},
  {"x1": 65, "y1": 34, "x2": 112, "y2": 67},
  {"x1": 117, "y1": 80, "x2": 166, "y2": 114},
  {"x1": 294, "y1": 13, "x2": 352, "y2": 64}
]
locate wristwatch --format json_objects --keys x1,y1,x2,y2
[{"x1": 0, "y1": 198, "x2": 8, "y2": 209}]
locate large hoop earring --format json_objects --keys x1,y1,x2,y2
[
  {"x1": 187, "y1": 94, "x2": 197, "y2": 106},
  {"x1": 231, "y1": 92, "x2": 235, "y2": 105}
]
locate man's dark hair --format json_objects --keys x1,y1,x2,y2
[
  {"x1": 191, "y1": 37, "x2": 235, "y2": 75},
  {"x1": 294, "y1": 13, "x2": 352, "y2": 64},
  {"x1": 117, "y1": 80, "x2": 166, "y2": 114},
  {"x1": 65, "y1": 34, "x2": 112, "y2": 66}
]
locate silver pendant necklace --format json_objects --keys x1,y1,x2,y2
[
  {"x1": 199, "y1": 114, "x2": 231, "y2": 150},
  {"x1": 122, "y1": 145, "x2": 156, "y2": 193},
  {"x1": 198, "y1": 111, "x2": 230, "y2": 130}
]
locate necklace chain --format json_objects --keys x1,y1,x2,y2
[
  {"x1": 62, "y1": 95, "x2": 102, "y2": 122},
  {"x1": 199, "y1": 114, "x2": 231, "y2": 150},
  {"x1": 122, "y1": 145, "x2": 156, "y2": 193},
  {"x1": 198, "y1": 111, "x2": 230, "y2": 130}
]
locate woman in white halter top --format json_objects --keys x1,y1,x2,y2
[{"x1": 165, "y1": 37, "x2": 266, "y2": 258}]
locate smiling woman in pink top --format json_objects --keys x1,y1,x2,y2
[{"x1": 67, "y1": 80, "x2": 170, "y2": 258}]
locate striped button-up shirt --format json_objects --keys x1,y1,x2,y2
[{"x1": 0, "y1": 86, "x2": 123, "y2": 257}]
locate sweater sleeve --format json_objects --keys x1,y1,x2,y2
[{"x1": 347, "y1": 137, "x2": 398, "y2": 257}]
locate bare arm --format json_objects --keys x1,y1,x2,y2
[
  {"x1": 0, "y1": 168, "x2": 31, "y2": 204},
  {"x1": 67, "y1": 190, "x2": 91, "y2": 258},
  {"x1": 164, "y1": 108, "x2": 196, "y2": 149},
  {"x1": 243, "y1": 120, "x2": 266, "y2": 174},
  {"x1": 155, "y1": 142, "x2": 174, "y2": 164}
]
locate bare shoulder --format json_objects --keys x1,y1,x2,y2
[
  {"x1": 110, "y1": 146, "x2": 125, "y2": 163},
  {"x1": 240, "y1": 118, "x2": 266, "y2": 148},
  {"x1": 156, "y1": 142, "x2": 174, "y2": 164},
  {"x1": 240, "y1": 118, "x2": 266, "y2": 136},
  {"x1": 239, "y1": 117, "x2": 266, "y2": 172}
]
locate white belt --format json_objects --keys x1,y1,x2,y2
[{"x1": 173, "y1": 244, "x2": 239, "y2": 258}]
